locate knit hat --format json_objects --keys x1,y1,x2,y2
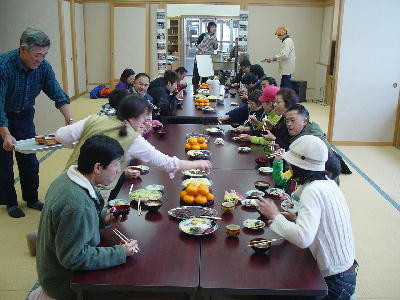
[
  {"x1": 275, "y1": 26, "x2": 289, "y2": 36},
  {"x1": 259, "y1": 85, "x2": 280, "y2": 102},
  {"x1": 283, "y1": 135, "x2": 328, "y2": 171}
]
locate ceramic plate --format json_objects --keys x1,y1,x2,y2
[
  {"x1": 182, "y1": 177, "x2": 212, "y2": 187},
  {"x1": 238, "y1": 147, "x2": 251, "y2": 152},
  {"x1": 168, "y1": 206, "x2": 218, "y2": 219},
  {"x1": 205, "y1": 127, "x2": 224, "y2": 134},
  {"x1": 108, "y1": 199, "x2": 130, "y2": 206},
  {"x1": 266, "y1": 187, "x2": 285, "y2": 197},
  {"x1": 241, "y1": 198, "x2": 258, "y2": 207},
  {"x1": 181, "y1": 169, "x2": 209, "y2": 177},
  {"x1": 179, "y1": 218, "x2": 218, "y2": 236},
  {"x1": 145, "y1": 184, "x2": 164, "y2": 191},
  {"x1": 245, "y1": 189, "x2": 265, "y2": 198},
  {"x1": 258, "y1": 167, "x2": 273, "y2": 173},
  {"x1": 281, "y1": 200, "x2": 300, "y2": 213},
  {"x1": 243, "y1": 219, "x2": 265, "y2": 230},
  {"x1": 129, "y1": 189, "x2": 162, "y2": 202}
]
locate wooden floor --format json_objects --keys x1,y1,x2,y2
[{"x1": 0, "y1": 96, "x2": 399, "y2": 300}]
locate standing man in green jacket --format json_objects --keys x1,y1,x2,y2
[
  {"x1": 0, "y1": 27, "x2": 73, "y2": 218},
  {"x1": 30, "y1": 135, "x2": 138, "y2": 300}
]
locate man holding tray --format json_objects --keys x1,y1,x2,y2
[{"x1": 0, "y1": 28, "x2": 73, "y2": 218}]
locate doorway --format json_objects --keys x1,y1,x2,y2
[{"x1": 182, "y1": 16, "x2": 239, "y2": 75}]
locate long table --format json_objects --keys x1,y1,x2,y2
[
  {"x1": 71, "y1": 124, "x2": 327, "y2": 299},
  {"x1": 161, "y1": 86, "x2": 243, "y2": 124}
]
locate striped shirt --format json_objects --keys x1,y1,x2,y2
[{"x1": 0, "y1": 49, "x2": 70, "y2": 127}]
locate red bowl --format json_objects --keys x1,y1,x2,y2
[
  {"x1": 255, "y1": 157, "x2": 268, "y2": 166},
  {"x1": 110, "y1": 205, "x2": 130, "y2": 217},
  {"x1": 156, "y1": 129, "x2": 167, "y2": 137}
]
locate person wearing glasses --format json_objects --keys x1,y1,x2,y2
[{"x1": 264, "y1": 26, "x2": 296, "y2": 89}]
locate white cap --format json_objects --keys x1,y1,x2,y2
[{"x1": 283, "y1": 135, "x2": 328, "y2": 171}]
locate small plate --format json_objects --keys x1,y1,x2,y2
[
  {"x1": 281, "y1": 200, "x2": 300, "y2": 213},
  {"x1": 205, "y1": 127, "x2": 224, "y2": 134},
  {"x1": 179, "y1": 218, "x2": 218, "y2": 236},
  {"x1": 129, "y1": 189, "x2": 162, "y2": 202},
  {"x1": 232, "y1": 136, "x2": 241, "y2": 142},
  {"x1": 201, "y1": 106, "x2": 216, "y2": 112},
  {"x1": 241, "y1": 198, "x2": 258, "y2": 207},
  {"x1": 245, "y1": 189, "x2": 265, "y2": 198},
  {"x1": 187, "y1": 150, "x2": 211, "y2": 159},
  {"x1": 182, "y1": 169, "x2": 209, "y2": 177},
  {"x1": 266, "y1": 187, "x2": 285, "y2": 197},
  {"x1": 145, "y1": 184, "x2": 164, "y2": 192},
  {"x1": 258, "y1": 167, "x2": 273, "y2": 173},
  {"x1": 168, "y1": 206, "x2": 218, "y2": 219},
  {"x1": 238, "y1": 147, "x2": 251, "y2": 153},
  {"x1": 243, "y1": 219, "x2": 265, "y2": 230}
]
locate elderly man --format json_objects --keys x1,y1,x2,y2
[{"x1": 0, "y1": 27, "x2": 73, "y2": 218}]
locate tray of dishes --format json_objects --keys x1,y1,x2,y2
[
  {"x1": 179, "y1": 218, "x2": 217, "y2": 236},
  {"x1": 15, "y1": 137, "x2": 65, "y2": 154},
  {"x1": 168, "y1": 206, "x2": 218, "y2": 219}
]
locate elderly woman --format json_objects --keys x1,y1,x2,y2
[
  {"x1": 257, "y1": 135, "x2": 357, "y2": 299},
  {"x1": 264, "y1": 26, "x2": 296, "y2": 89},
  {"x1": 260, "y1": 88, "x2": 299, "y2": 150}
]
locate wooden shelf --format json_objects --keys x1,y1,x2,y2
[{"x1": 167, "y1": 17, "x2": 181, "y2": 58}]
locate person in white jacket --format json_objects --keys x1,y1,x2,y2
[
  {"x1": 264, "y1": 26, "x2": 296, "y2": 89},
  {"x1": 256, "y1": 135, "x2": 357, "y2": 299}
]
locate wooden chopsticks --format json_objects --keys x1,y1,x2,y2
[
  {"x1": 112, "y1": 228, "x2": 140, "y2": 252},
  {"x1": 198, "y1": 215, "x2": 222, "y2": 220},
  {"x1": 137, "y1": 198, "x2": 142, "y2": 216},
  {"x1": 248, "y1": 238, "x2": 284, "y2": 247}
]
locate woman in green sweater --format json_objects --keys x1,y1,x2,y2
[{"x1": 30, "y1": 135, "x2": 138, "y2": 300}]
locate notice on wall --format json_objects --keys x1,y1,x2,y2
[
  {"x1": 238, "y1": 11, "x2": 249, "y2": 54},
  {"x1": 156, "y1": 9, "x2": 167, "y2": 74}
]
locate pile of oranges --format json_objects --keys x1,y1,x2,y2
[
  {"x1": 185, "y1": 136, "x2": 208, "y2": 151},
  {"x1": 180, "y1": 183, "x2": 215, "y2": 205},
  {"x1": 195, "y1": 98, "x2": 210, "y2": 106},
  {"x1": 200, "y1": 83, "x2": 209, "y2": 89}
]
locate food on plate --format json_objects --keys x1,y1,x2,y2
[
  {"x1": 254, "y1": 180, "x2": 270, "y2": 191},
  {"x1": 129, "y1": 189, "x2": 162, "y2": 202},
  {"x1": 232, "y1": 136, "x2": 241, "y2": 142},
  {"x1": 182, "y1": 177, "x2": 212, "y2": 187},
  {"x1": 168, "y1": 206, "x2": 218, "y2": 219},
  {"x1": 200, "y1": 83, "x2": 209, "y2": 89},
  {"x1": 181, "y1": 169, "x2": 209, "y2": 177},
  {"x1": 207, "y1": 95, "x2": 223, "y2": 101},
  {"x1": 245, "y1": 189, "x2": 265, "y2": 198},
  {"x1": 145, "y1": 184, "x2": 164, "y2": 192},
  {"x1": 243, "y1": 219, "x2": 265, "y2": 230},
  {"x1": 281, "y1": 199, "x2": 299, "y2": 213},
  {"x1": 186, "y1": 149, "x2": 210, "y2": 159},
  {"x1": 249, "y1": 238, "x2": 271, "y2": 254},
  {"x1": 195, "y1": 98, "x2": 210, "y2": 107},
  {"x1": 179, "y1": 217, "x2": 217, "y2": 236},
  {"x1": 205, "y1": 127, "x2": 224, "y2": 134},
  {"x1": 214, "y1": 138, "x2": 224, "y2": 145},
  {"x1": 108, "y1": 199, "x2": 130, "y2": 206},
  {"x1": 258, "y1": 167, "x2": 273, "y2": 174},
  {"x1": 180, "y1": 182, "x2": 214, "y2": 205},
  {"x1": 35, "y1": 135, "x2": 45, "y2": 145},
  {"x1": 238, "y1": 146, "x2": 251, "y2": 153},
  {"x1": 266, "y1": 187, "x2": 285, "y2": 197},
  {"x1": 185, "y1": 136, "x2": 208, "y2": 151},
  {"x1": 241, "y1": 198, "x2": 258, "y2": 207},
  {"x1": 223, "y1": 190, "x2": 244, "y2": 205}
]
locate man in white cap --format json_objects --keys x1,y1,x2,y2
[{"x1": 257, "y1": 135, "x2": 357, "y2": 299}]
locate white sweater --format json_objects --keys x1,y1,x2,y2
[
  {"x1": 275, "y1": 37, "x2": 296, "y2": 75},
  {"x1": 270, "y1": 180, "x2": 355, "y2": 277}
]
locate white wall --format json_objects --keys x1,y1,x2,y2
[
  {"x1": 332, "y1": 0, "x2": 400, "y2": 143},
  {"x1": 0, "y1": 0, "x2": 66, "y2": 134},
  {"x1": 167, "y1": 4, "x2": 240, "y2": 17},
  {"x1": 248, "y1": 5, "x2": 323, "y2": 99},
  {"x1": 84, "y1": 2, "x2": 110, "y2": 89},
  {"x1": 314, "y1": 6, "x2": 333, "y2": 101}
]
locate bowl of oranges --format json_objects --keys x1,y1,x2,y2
[
  {"x1": 185, "y1": 136, "x2": 208, "y2": 152},
  {"x1": 195, "y1": 98, "x2": 211, "y2": 108},
  {"x1": 180, "y1": 183, "x2": 215, "y2": 207}
]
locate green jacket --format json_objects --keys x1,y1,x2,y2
[
  {"x1": 290, "y1": 122, "x2": 329, "y2": 147},
  {"x1": 36, "y1": 167, "x2": 126, "y2": 300},
  {"x1": 253, "y1": 109, "x2": 282, "y2": 131}
]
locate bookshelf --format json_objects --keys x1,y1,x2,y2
[{"x1": 167, "y1": 17, "x2": 181, "y2": 69}]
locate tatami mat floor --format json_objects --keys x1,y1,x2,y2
[{"x1": 0, "y1": 95, "x2": 399, "y2": 299}]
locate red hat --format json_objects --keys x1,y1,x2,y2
[{"x1": 259, "y1": 85, "x2": 280, "y2": 102}]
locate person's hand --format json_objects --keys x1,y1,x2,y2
[
  {"x1": 177, "y1": 90, "x2": 184, "y2": 100},
  {"x1": 249, "y1": 115, "x2": 259, "y2": 124},
  {"x1": 266, "y1": 58, "x2": 273, "y2": 63},
  {"x1": 273, "y1": 148, "x2": 285, "y2": 161},
  {"x1": 281, "y1": 211, "x2": 297, "y2": 222},
  {"x1": 104, "y1": 209, "x2": 129, "y2": 225},
  {"x1": 121, "y1": 239, "x2": 139, "y2": 257},
  {"x1": 261, "y1": 130, "x2": 276, "y2": 141},
  {"x1": 181, "y1": 160, "x2": 212, "y2": 173},
  {"x1": 2, "y1": 134, "x2": 16, "y2": 151},
  {"x1": 218, "y1": 115, "x2": 230, "y2": 123},
  {"x1": 261, "y1": 119, "x2": 274, "y2": 130},
  {"x1": 234, "y1": 125, "x2": 248, "y2": 133},
  {"x1": 256, "y1": 197, "x2": 280, "y2": 220},
  {"x1": 239, "y1": 134, "x2": 251, "y2": 142},
  {"x1": 231, "y1": 83, "x2": 239, "y2": 89},
  {"x1": 124, "y1": 167, "x2": 141, "y2": 179}
]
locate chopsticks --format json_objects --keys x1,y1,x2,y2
[
  {"x1": 199, "y1": 215, "x2": 222, "y2": 220},
  {"x1": 112, "y1": 228, "x2": 140, "y2": 252},
  {"x1": 248, "y1": 238, "x2": 284, "y2": 246},
  {"x1": 137, "y1": 198, "x2": 142, "y2": 216},
  {"x1": 244, "y1": 113, "x2": 256, "y2": 125},
  {"x1": 129, "y1": 184, "x2": 133, "y2": 195}
]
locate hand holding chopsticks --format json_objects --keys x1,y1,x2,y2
[{"x1": 113, "y1": 228, "x2": 140, "y2": 256}]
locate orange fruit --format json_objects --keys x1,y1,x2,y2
[
  {"x1": 198, "y1": 184, "x2": 209, "y2": 190},
  {"x1": 188, "y1": 137, "x2": 198, "y2": 145},
  {"x1": 191, "y1": 144, "x2": 201, "y2": 150},
  {"x1": 205, "y1": 192, "x2": 214, "y2": 201},
  {"x1": 197, "y1": 137, "x2": 205, "y2": 144},
  {"x1": 199, "y1": 143, "x2": 208, "y2": 150},
  {"x1": 179, "y1": 190, "x2": 187, "y2": 199},
  {"x1": 198, "y1": 185, "x2": 209, "y2": 196},
  {"x1": 184, "y1": 143, "x2": 192, "y2": 151},
  {"x1": 183, "y1": 195, "x2": 195, "y2": 204},
  {"x1": 186, "y1": 185, "x2": 198, "y2": 196},
  {"x1": 194, "y1": 195, "x2": 207, "y2": 205}
]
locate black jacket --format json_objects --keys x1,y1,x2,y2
[{"x1": 148, "y1": 77, "x2": 179, "y2": 116}]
